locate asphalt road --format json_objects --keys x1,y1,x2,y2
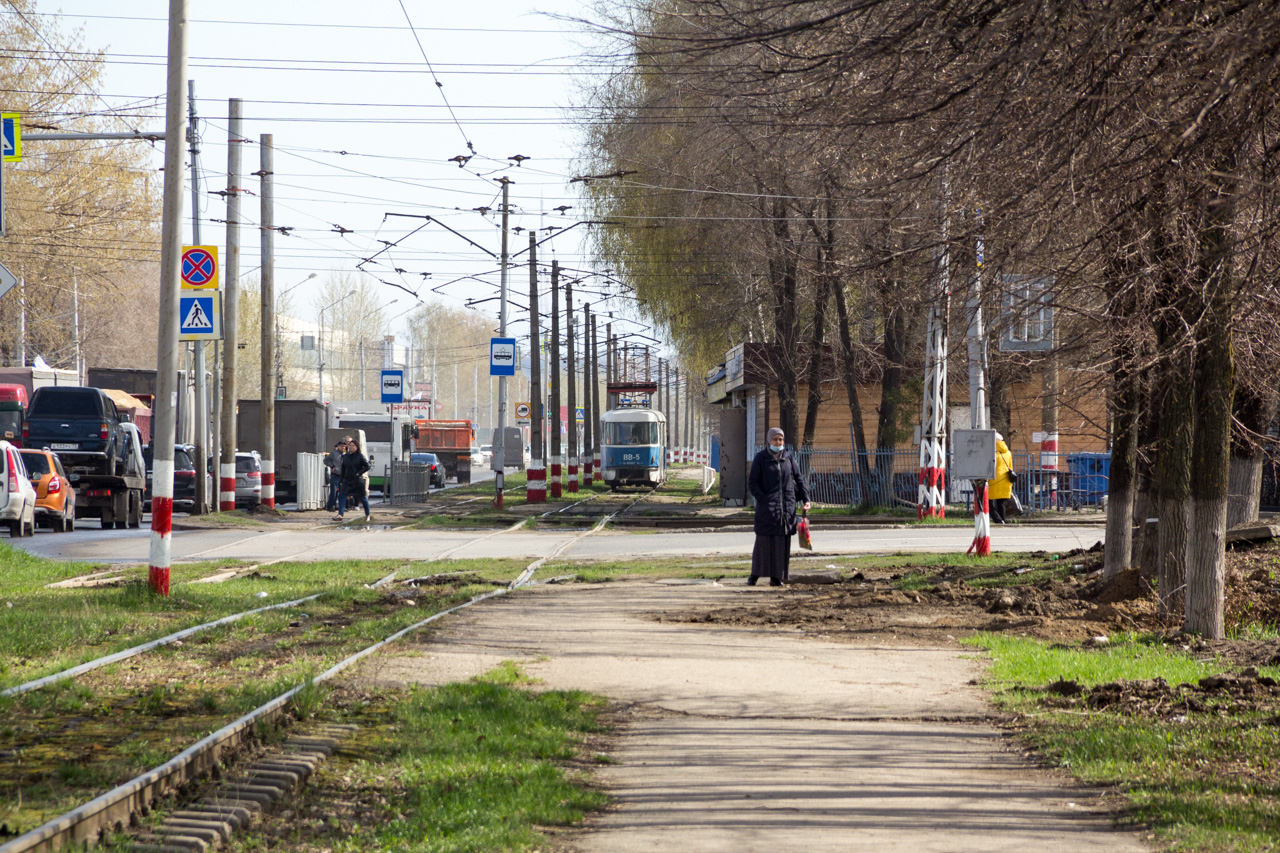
[{"x1": 9, "y1": 521, "x2": 1104, "y2": 565}]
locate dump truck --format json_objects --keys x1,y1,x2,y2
[{"x1": 411, "y1": 419, "x2": 475, "y2": 483}]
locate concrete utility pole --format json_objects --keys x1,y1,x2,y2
[
  {"x1": 527, "y1": 234, "x2": 545, "y2": 502},
  {"x1": 550, "y1": 261, "x2": 561, "y2": 498},
  {"x1": 494, "y1": 177, "x2": 510, "y2": 507},
  {"x1": 581, "y1": 302, "x2": 593, "y2": 484},
  {"x1": 258, "y1": 133, "x2": 277, "y2": 508},
  {"x1": 149, "y1": 0, "x2": 189, "y2": 597},
  {"x1": 186, "y1": 80, "x2": 209, "y2": 515},
  {"x1": 591, "y1": 313, "x2": 601, "y2": 478},
  {"x1": 968, "y1": 209, "x2": 991, "y2": 555},
  {"x1": 217, "y1": 101, "x2": 242, "y2": 512},
  {"x1": 565, "y1": 278, "x2": 577, "y2": 492}
]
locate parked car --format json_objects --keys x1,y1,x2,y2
[
  {"x1": 235, "y1": 451, "x2": 262, "y2": 508},
  {"x1": 19, "y1": 448, "x2": 76, "y2": 532},
  {"x1": 409, "y1": 452, "x2": 447, "y2": 489},
  {"x1": 478, "y1": 444, "x2": 493, "y2": 466},
  {"x1": 0, "y1": 440, "x2": 37, "y2": 538},
  {"x1": 143, "y1": 444, "x2": 209, "y2": 512}
]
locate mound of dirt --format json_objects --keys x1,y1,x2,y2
[
  {"x1": 661, "y1": 546, "x2": 1280, "y2": 654},
  {"x1": 1039, "y1": 668, "x2": 1280, "y2": 717}
]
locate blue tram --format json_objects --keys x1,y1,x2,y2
[{"x1": 599, "y1": 408, "x2": 667, "y2": 489}]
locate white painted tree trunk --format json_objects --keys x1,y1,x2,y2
[
  {"x1": 1225, "y1": 453, "x2": 1262, "y2": 529},
  {"x1": 1186, "y1": 496, "x2": 1227, "y2": 638}
]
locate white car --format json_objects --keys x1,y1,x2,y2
[
  {"x1": 1, "y1": 439, "x2": 37, "y2": 538},
  {"x1": 478, "y1": 444, "x2": 493, "y2": 466}
]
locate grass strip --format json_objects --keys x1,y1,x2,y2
[
  {"x1": 238, "y1": 672, "x2": 610, "y2": 853},
  {"x1": 966, "y1": 632, "x2": 1280, "y2": 851}
]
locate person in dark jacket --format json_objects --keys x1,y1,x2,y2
[
  {"x1": 334, "y1": 437, "x2": 372, "y2": 523},
  {"x1": 324, "y1": 442, "x2": 344, "y2": 512},
  {"x1": 747, "y1": 427, "x2": 811, "y2": 586}
]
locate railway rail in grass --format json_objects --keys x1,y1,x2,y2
[{"x1": 0, "y1": 489, "x2": 648, "y2": 853}]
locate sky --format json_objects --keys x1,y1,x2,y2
[{"x1": 9, "y1": 0, "x2": 654, "y2": 346}]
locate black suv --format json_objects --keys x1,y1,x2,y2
[
  {"x1": 24, "y1": 387, "x2": 131, "y2": 477},
  {"x1": 143, "y1": 444, "x2": 205, "y2": 512}
]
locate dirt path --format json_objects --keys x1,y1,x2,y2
[{"x1": 350, "y1": 580, "x2": 1148, "y2": 852}]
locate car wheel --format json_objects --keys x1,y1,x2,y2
[
  {"x1": 8, "y1": 520, "x2": 19, "y2": 538},
  {"x1": 128, "y1": 494, "x2": 142, "y2": 528},
  {"x1": 23, "y1": 512, "x2": 35, "y2": 537},
  {"x1": 53, "y1": 513, "x2": 66, "y2": 533},
  {"x1": 66, "y1": 510, "x2": 75, "y2": 532}
]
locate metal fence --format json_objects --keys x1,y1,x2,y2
[
  {"x1": 388, "y1": 461, "x2": 435, "y2": 504},
  {"x1": 780, "y1": 448, "x2": 1107, "y2": 511},
  {"x1": 296, "y1": 452, "x2": 327, "y2": 511}
]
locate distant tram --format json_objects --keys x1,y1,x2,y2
[{"x1": 599, "y1": 407, "x2": 667, "y2": 489}]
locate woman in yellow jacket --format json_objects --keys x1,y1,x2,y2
[{"x1": 989, "y1": 433, "x2": 1015, "y2": 523}]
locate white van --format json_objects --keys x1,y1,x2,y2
[{"x1": 1, "y1": 440, "x2": 37, "y2": 538}]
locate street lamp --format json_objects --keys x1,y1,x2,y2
[
  {"x1": 318, "y1": 288, "x2": 356, "y2": 402},
  {"x1": 276, "y1": 273, "x2": 316, "y2": 398},
  {"x1": 358, "y1": 299, "x2": 397, "y2": 399}
]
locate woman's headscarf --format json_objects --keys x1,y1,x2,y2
[{"x1": 767, "y1": 427, "x2": 785, "y2": 458}]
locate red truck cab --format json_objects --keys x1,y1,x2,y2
[{"x1": 0, "y1": 384, "x2": 29, "y2": 445}]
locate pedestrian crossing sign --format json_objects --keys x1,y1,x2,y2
[{"x1": 179, "y1": 294, "x2": 222, "y2": 340}]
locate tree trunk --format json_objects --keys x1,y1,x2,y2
[
  {"x1": 1104, "y1": 360, "x2": 1139, "y2": 579},
  {"x1": 1185, "y1": 165, "x2": 1236, "y2": 639},
  {"x1": 1131, "y1": 373, "x2": 1158, "y2": 578},
  {"x1": 1225, "y1": 383, "x2": 1274, "y2": 528},
  {"x1": 768, "y1": 196, "x2": 801, "y2": 443},
  {"x1": 832, "y1": 282, "x2": 873, "y2": 502},
  {"x1": 1154, "y1": 329, "x2": 1193, "y2": 619},
  {"x1": 801, "y1": 272, "x2": 831, "y2": 449}
]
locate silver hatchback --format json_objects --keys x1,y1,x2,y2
[{"x1": 235, "y1": 451, "x2": 262, "y2": 508}]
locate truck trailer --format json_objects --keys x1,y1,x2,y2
[{"x1": 235, "y1": 399, "x2": 328, "y2": 503}]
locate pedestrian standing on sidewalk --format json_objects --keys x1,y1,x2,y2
[
  {"x1": 747, "y1": 427, "x2": 811, "y2": 587},
  {"x1": 989, "y1": 432, "x2": 1015, "y2": 524},
  {"x1": 324, "y1": 441, "x2": 343, "y2": 512},
  {"x1": 334, "y1": 437, "x2": 372, "y2": 523}
]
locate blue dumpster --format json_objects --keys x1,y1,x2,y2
[{"x1": 1066, "y1": 452, "x2": 1110, "y2": 506}]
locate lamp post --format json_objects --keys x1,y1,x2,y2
[
  {"x1": 318, "y1": 289, "x2": 355, "y2": 402},
  {"x1": 357, "y1": 298, "x2": 396, "y2": 399},
  {"x1": 276, "y1": 273, "x2": 316, "y2": 398}
]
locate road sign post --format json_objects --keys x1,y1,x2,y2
[
  {"x1": 0, "y1": 261, "x2": 17, "y2": 301},
  {"x1": 381, "y1": 370, "x2": 404, "y2": 501},
  {"x1": 490, "y1": 337, "x2": 516, "y2": 376}
]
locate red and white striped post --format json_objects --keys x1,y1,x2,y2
[
  {"x1": 550, "y1": 452, "x2": 562, "y2": 498},
  {"x1": 527, "y1": 458, "x2": 546, "y2": 503},
  {"x1": 219, "y1": 462, "x2": 236, "y2": 512},
  {"x1": 149, "y1": 458, "x2": 173, "y2": 596},
  {"x1": 1041, "y1": 431, "x2": 1059, "y2": 508},
  {"x1": 582, "y1": 451, "x2": 592, "y2": 485},
  {"x1": 967, "y1": 480, "x2": 992, "y2": 556},
  {"x1": 261, "y1": 458, "x2": 275, "y2": 509}
]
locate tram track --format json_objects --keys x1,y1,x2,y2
[{"x1": 0, "y1": 513, "x2": 616, "y2": 853}]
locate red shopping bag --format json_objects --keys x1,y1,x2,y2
[{"x1": 797, "y1": 512, "x2": 813, "y2": 550}]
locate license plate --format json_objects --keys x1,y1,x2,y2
[{"x1": 50, "y1": 443, "x2": 78, "y2": 451}]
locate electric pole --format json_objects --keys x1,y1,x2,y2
[
  {"x1": 581, "y1": 302, "x2": 593, "y2": 484},
  {"x1": 565, "y1": 279, "x2": 577, "y2": 492},
  {"x1": 527, "y1": 233, "x2": 544, "y2": 502},
  {"x1": 149, "y1": 0, "x2": 189, "y2": 597},
  {"x1": 259, "y1": 133, "x2": 276, "y2": 507},
  {"x1": 549, "y1": 261, "x2": 561, "y2": 498},
  {"x1": 590, "y1": 312, "x2": 601, "y2": 480},
  {"x1": 494, "y1": 177, "x2": 510, "y2": 507},
  {"x1": 186, "y1": 80, "x2": 208, "y2": 515}
]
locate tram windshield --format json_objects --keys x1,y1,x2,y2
[{"x1": 605, "y1": 421, "x2": 659, "y2": 446}]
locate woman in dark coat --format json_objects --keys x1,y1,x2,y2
[
  {"x1": 334, "y1": 437, "x2": 372, "y2": 523},
  {"x1": 748, "y1": 427, "x2": 811, "y2": 586}
]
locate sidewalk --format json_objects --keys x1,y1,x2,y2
[{"x1": 353, "y1": 581, "x2": 1147, "y2": 852}]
